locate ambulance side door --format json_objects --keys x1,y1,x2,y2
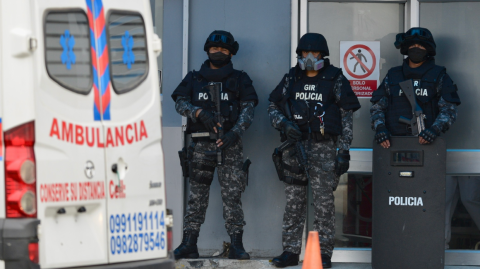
[
  {"x1": 101, "y1": 0, "x2": 166, "y2": 262},
  {"x1": 33, "y1": 0, "x2": 109, "y2": 268}
]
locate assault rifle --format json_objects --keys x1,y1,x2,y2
[
  {"x1": 204, "y1": 82, "x2": 224, "y2": 165},
  {"x1": 273, "y1": 102, "x2": 310, "y2": 180},
  {"x1": 398, "y1": 80, "x2": 426, "y2": 136}
]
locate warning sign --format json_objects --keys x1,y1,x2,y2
[{"x1": 340, "y1": 41, "x2": 380, "y2": 98}]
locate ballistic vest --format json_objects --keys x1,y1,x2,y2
[
  {"x1": 187, "y1": 70, "x2": 243, "y2": 133},
  {"x1": 385, "y1": 65, "x2": 445, "y2": 135},
  {"x1": 288, "y1": 65, "x2": 343, "y2": 136}
]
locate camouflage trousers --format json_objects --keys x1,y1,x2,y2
[
  {"x1": 183, "y1": 139, "x2": 247, "y2": 236},
  {"x1": 281, "y1": 139, "x2": 339, "y2": 257}
]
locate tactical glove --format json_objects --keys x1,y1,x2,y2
[
  {"x1": 419, "y1": 127, "x2": 439, "y2": 143},
  {"x1": 375, "y1": 125, "x2": 391, "y2": 144},
  {"x1": 335, "y1": 150, "x2": 350, "y2": 176},
  {"x1": 198, "y1": 110, "x2": 218, "y2": 133},
  {"x1": 281, "y1": 119, "x2": 302, "y2": 141},
  {"x1": 219, "y1": 131, "x2": 239, "y2": 150}
]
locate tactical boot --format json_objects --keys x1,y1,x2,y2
[
  {"x1": 321, "y1": 254, "x2": 332, "y2": 268},
  {"x1": 173, "y1": 230, "x2": 199, "y2": 260},
  {"x1": 228, "y1": 231, "x2": 250, "y2": 260},
  {"x1": 272, "y1": 251, "x2": 299, "y2": 268}
]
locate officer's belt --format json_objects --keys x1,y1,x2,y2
[
  {"x1": 301, "y1": 132, "x2": 336, "y2": 142},
  {"x1": 283, "y1": 176, "x2": 308, "y2": 186},
  {"x1": 192, "y1": 137, "x2": 216, "y2": 142},
  {"x1": 191, "y1": 132, "x2": 216, "y2": 142}
]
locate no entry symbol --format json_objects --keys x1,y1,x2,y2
[{"x1": 343, "y1": 44, "x2": 376, "y2": 79}]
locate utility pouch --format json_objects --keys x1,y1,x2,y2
[
  {"x1": 242, "y1": 158, "x2": 252, "y2": 187},
  {"x1": 191, "y1": 174, "x2": 214, "y2": 185},
  {"x1": 178, "y1": 147, "x2": 189, "y2": 177},
  {"x1": 273, "y1": 147, "x2": 308, "y2": 186},
  {"x1": 190, "y1": 161, "x2": 215, "y2": 186},
  {"x1": 272, "y1": 148, "x2": 285, "y2": 182}
]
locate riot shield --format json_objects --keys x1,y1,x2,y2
[{"x1": 372, "y1": 137, "x2": 446, "y2": 269}]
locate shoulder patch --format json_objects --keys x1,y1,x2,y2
[
  {"x1": 422, "y1": 65, "x2": 446, "y2": 84},
  {"x1": 386, "y1": 66, "x2": 404, "y2": 85},
  {"x1": 288, "y1": 67, "x2": 297, "y2": 80},
  {"x1": 226, "y1": 77, "x2": 238, "y2": 92},
  {"x1": 192, "y1": 70, "x2": 202, "y2": 81}
]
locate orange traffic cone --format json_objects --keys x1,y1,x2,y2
[{"x1": 302, "y1": 231, "x2": 323, "y2": 269}]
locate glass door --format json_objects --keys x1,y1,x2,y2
[
  {"x1": 305, "y1": 0, "x2": 405, "y2": 263},
  {"x1": 303, "y1": 1, "x2": 480, "y2": 265},
  {"x1": 420, "y1": 1, "x2": 480, "y2": 266}
]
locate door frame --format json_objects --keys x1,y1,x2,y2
[{"x1": 295, "y1": 0, "x2": 480, "y2": 265}]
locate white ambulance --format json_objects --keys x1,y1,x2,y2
[{"x1": 0, "y1": 0, "x2": 173, "y2": 268}]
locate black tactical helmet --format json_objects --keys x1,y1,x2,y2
[
  {"x1": 204, "y1": 30, "x2": 239, "y2": 55},
  {"x1": 296, "y1": 33, "x2": 329, "y2": 57},
  {"x1": 395, "y1": 27, "x2": 436, "y2": 56}
]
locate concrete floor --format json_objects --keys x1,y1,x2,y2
[{"x1": 176, "y1": 259, "x2": 480, "y2": 269}]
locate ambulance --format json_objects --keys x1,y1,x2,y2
[{"x1": 0, "y1": 0, "x2": 173, "y2": 268}]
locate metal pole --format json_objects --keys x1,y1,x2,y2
[
  {"x1": 299, "y1": 0, "x2": 307, "y2": 37},
  {"x1": 181, "y1": 0, "x2": 189, "y2": 132},
  {"x1": 410, "y1": 0, "x2": 420, "y2": 28},
  {"x1": 181, "y1": 0, "x2": 189, "y2": 227},
  {"x1": 291, "y1": 0, "x2": 299, "y2": 67}
]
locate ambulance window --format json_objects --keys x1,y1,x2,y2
[
  {"x1": 107, "y1": 12, "x2": 148, "y2": 94},
  {"x1": 44, "y1": 11, "x2": 93, "y2": 94}
]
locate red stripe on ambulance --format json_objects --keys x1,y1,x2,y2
[{"x1": 49, "y1": 118, "x2": 148, "y2": 147}]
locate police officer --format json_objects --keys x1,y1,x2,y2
[
  {"x1": 370, "y1": 27, "x2": 460, "y2": 147},
  {"x1": 369, "y1": 28, "x2": 464, "y2": 250},
  {"x1": 268, "y1": 33, "x2": 360, "y2": 268},
  {"x1": 171, "y1": 30, "x2": 258, "y2": 260}
]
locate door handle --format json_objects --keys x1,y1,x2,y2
[
  {"x1": 111, "y1": 164, "x2": 117, "y2": 173},
  {"x1": 112, "y1": 158, "x2": 128, "y2": 189}
]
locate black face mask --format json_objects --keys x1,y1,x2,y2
[
  {"x1": 208, "y1": 52, "x2": 231, "y2": 67},
  {"x1": 408, "y1": 48, "x2": 428, "y2": 64}
]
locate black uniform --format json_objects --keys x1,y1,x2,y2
[
  {"x1": 268, "y1": 59, "x2": 360, "y2": 258},
  {"x1": 171, "y1": 30, "x2": 257, "y2": 261},
  {"x1": 172, "y1": 60, "x2": 258, "y2": 234},
  {"x1": 370, "y1": 27, "x2": 466, "y2": 253}
]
